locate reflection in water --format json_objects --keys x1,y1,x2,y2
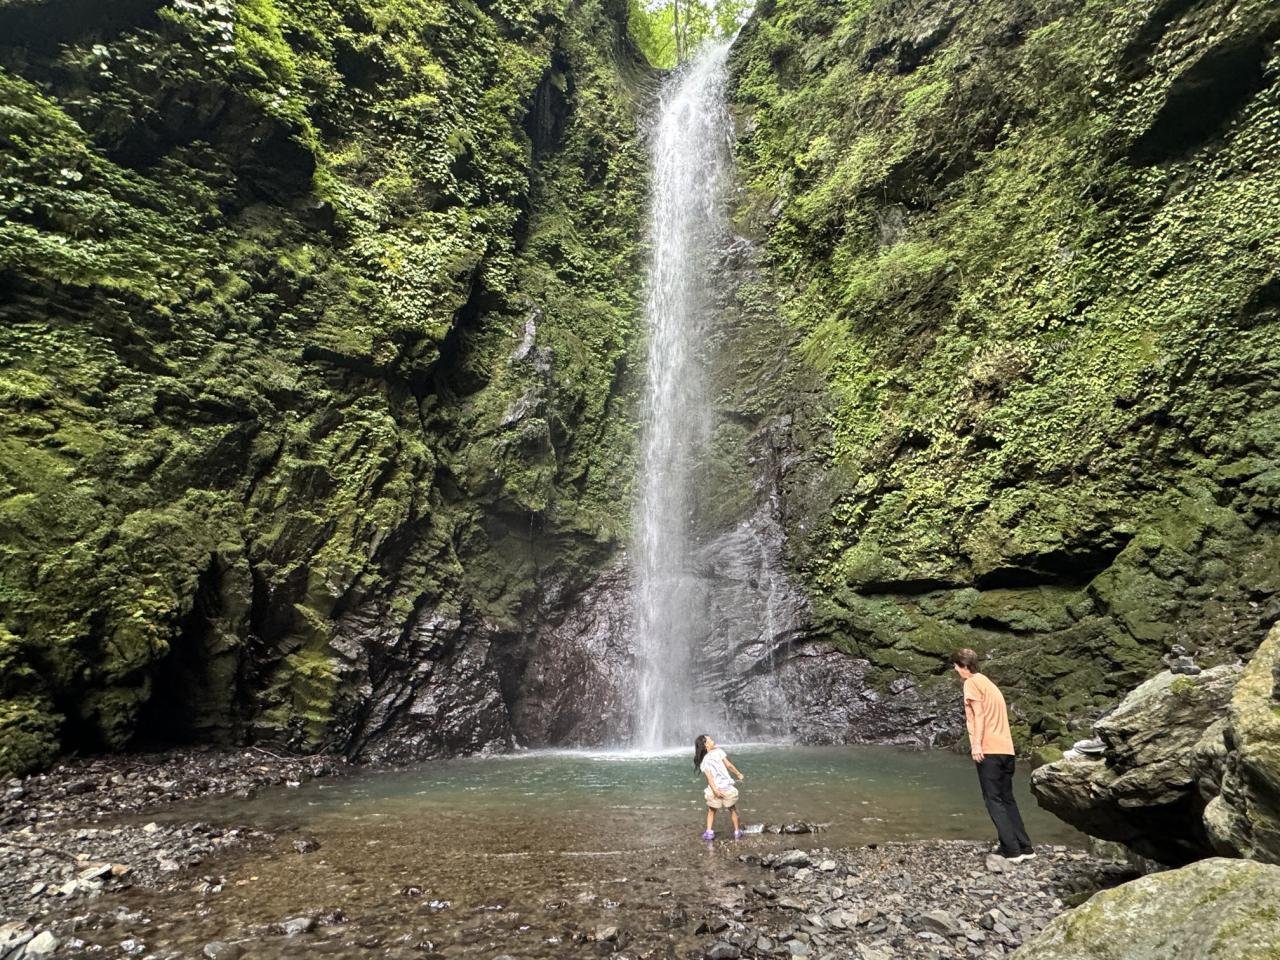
[{"x1": 93, "y1": 746, "x2": 1077, "y2": 958}]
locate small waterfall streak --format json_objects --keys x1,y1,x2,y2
[
  {"x1": 631, "y1": 42, "x2": 735, "y2": 750},
  {"x1": 754, "y1": 522, "x2": 792, "y2": 738}
]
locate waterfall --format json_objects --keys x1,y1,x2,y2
[{"x1": 631, "y1": 41, "x2": 735, "y2": 750}]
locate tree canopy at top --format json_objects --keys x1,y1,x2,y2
[{"x1": 627, "y1": 0, "x2": 751, "y2": 68}]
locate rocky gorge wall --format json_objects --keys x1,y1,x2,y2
[
  {"x1": 0, "y1": 0, "x2": 654, "y2": 778},
  {"x1": 728, "y1": 0, "x2": 1280, "y2": 750}
]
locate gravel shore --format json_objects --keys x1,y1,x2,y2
[
  {"x1": 1, "y1": 747, "x2": 349, "y2": 928},
  {"x1": 688, "y1": 840, "x2": 1135, "y2": 959}
]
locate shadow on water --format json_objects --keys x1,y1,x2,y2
[{"x1": 86, "y1": 745, "x2": 1079, "y2": 958}]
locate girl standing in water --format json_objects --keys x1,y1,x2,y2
[{"x1": 694, "y1": 734, "x2": 745, "y2": 840}]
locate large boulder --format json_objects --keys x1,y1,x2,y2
[
  {"x1": 1017, "y1": 858, "x2": 1280, "y2": 960},
  {"x1": 1204, "y1": 624, "x2": 1280, "y2": 863},
  {"x1": 1031, "y1": 663, "x2": 1241, "y2": 864}
]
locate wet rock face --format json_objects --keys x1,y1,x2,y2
[
  {"x1": 502, "y1": 564, "x2": 637, "y2": 747},
  {"x1": 338, "y1": 607, "x2": 516, "y2": 764},
  {"x1": 695, "y1": 495, "x2": 951, "y2": 747},
  {"x1": 324, "y1": 562, "x2": 644, "y2": 760},
  {"x1": 696, "y1": 497, "x2": 806, "y2": 738},
  {"x1": 774, "y1": 645, "x2": 957, "y2": 747},
  {"x1": 673, "y1": 226, "x2": 963, "y2": 747},
  {"x1": 1017, "y1": 857, "x2": 1280, "y2": 960},
  {"x1": 1031, "y1": 664, "x2": 1241, "y2": 865}
]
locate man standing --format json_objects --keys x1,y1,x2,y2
[{"x1": 951, "y1": 648, "x2": 1035, "y2": 862}]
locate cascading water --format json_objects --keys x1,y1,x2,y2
[{"x1": 631, "y1": 41, "x2": 736, "y2": 750}]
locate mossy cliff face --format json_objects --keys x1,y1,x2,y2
[
  {"x1": 0, "y1": 0, "x2": 648, "y2": 776},
  {"x1": 730, "y1": 0, "x2": 1280, "y2": 746}
]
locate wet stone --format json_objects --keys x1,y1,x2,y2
[
  {"x1": 281, "y1": 916, "x2": 316, "y2": 936},
  {"x1": 773, "y1": 850, "x2": 811, "y2": 869}
]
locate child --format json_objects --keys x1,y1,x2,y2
[{"x1": 694, "y1": 734, "x2": 745, "y2": 840}]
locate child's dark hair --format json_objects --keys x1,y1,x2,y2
[{"x1": 693, "y1": 734, "x2": 710, "y2": 771}]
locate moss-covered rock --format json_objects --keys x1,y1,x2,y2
[
  {"x1": 729, "y1": 0, "x2": 1280, "y2": 746},
  {"x1": 0, "y1": 0, "x2": 649, "y2": 776},
  {"x1": 1206, "y1": 622, "x2": 1280, "y2": 863},
  {"x1": 1018, "y1": 857, "x2": 1280, "y2": 960}
]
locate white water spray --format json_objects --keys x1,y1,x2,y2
[{"x1": 631, "y1": 42, "x2": 735, "y2": 750}]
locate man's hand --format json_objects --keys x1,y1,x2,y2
[{"x1": 971, "y1": 747, "x2": 985, "y2": 764}]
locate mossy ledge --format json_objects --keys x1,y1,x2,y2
[{"x1": 0, "y1": 0, "x2": 650, "y2": 777}]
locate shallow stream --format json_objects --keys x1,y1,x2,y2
[{"x1": 86, "y1": 745, "x2": 1079, "y2": 958}]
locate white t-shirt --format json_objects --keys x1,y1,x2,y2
[{"x1": 700, "y1": 747, "x2": 734, "y2": 791}]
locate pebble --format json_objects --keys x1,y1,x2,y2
[
  {"x1": 919, "y1": 909, "x2": 965, "y2": 937},
  {"x1": 203, "y1": 942, "x2": 244, "y2": 960},
  {"x1": 25, "y1": 931, "x2": 58, "y2": 955},
  {"x1": 0, "y1": 924, "x2": 34, "y2": 954},
  {"x1": 281, "y1": 916, "x2": 316, "y2": 936}
]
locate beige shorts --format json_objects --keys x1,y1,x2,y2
[{"x1": 704, "y1": 785, "x2": 739, "y2": 809}]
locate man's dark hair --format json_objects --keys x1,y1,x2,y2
[{"x1": 951, "y1": 648, "x2": 980, "y2": 672}]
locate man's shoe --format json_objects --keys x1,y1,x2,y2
[{"x1": 1008, "y1": 852, "x2": 1037, "y2": 863}]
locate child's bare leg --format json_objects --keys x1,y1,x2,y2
[
  {"x1": 706, "y1": 807, "x2": 716, "y2": 832},
  {"x1": 730, "y1": 806, "x2": 741, "y2": 833}
]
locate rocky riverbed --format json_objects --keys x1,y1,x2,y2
[
  {"x1": 0, "y1": 747, "x2": 349, "y2": 932},
  {"x1": 0, "y1": 747, "x2": 1128, "y2": 959}
]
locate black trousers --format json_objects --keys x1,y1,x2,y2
[{"x1": 976, "y1": 755, "x2": 1032, "y2": 857}]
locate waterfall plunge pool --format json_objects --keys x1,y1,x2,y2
[{"x1": 85, "y1": 745, "x2": 1081, "y2": 958}]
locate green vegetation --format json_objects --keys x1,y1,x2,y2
[{"x1": 731, "y1": 0, "x2": 1280, "y2": 743}]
